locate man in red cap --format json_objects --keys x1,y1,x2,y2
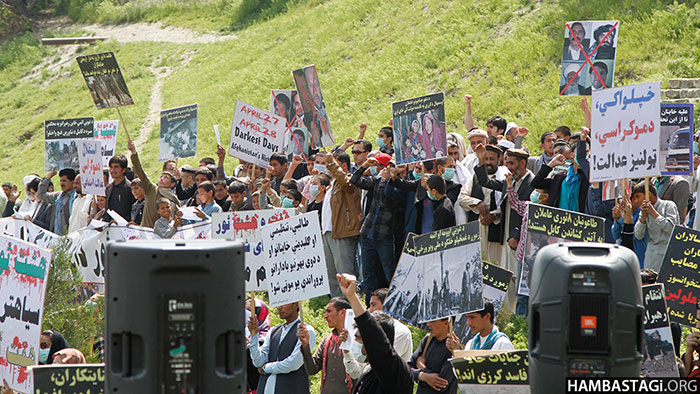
[{"x1": 350, "y1": 152, "x2": 401, "y2": 303}]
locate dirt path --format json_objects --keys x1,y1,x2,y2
[
  {"x1": 25, "y1": 16, "x2": 229, "y2": 146},
  {"x1": 79, "y1": 21, "x2": 236, "y2": 44},
  {"x1": 133, "y1": 50, "x2": 195, "y2": 150}
]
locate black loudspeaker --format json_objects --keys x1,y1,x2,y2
[
  {"x1": 529, "y1": 243, "x2": 643, "y2": 394},
  {"x1": 105, "y1": 239, "x2": 246, "y2": 394}
]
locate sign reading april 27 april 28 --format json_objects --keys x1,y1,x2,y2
[
  {"x1": 591, "y1": 81, "x2": 661, "y2": 182},
  {"x1": 261, "y1": 212, "x2": 329, "y2": 307},
  {"x1": 229, "y1": 100, "x2": 285, "y2": 168}
]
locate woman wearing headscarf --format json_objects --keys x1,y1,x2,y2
[
  {"x1": 40, "y1": 329, "x2": 69, "y2": 365},
  {"x1": 421, "y1": 111, "x2": 446, "y2": 159}
]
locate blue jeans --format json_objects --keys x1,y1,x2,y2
[
  {"x1": 515, "y1": 260, "x2": 529, "y2": 316},
  {"x1": 360, "y1": 235, "x2": 396, "y2": 302}
]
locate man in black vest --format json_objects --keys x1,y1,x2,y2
[
  {"x1": 248, "y1": 302, "x2": 316, "y2": 394},
  {"x1": 473, "y1": 145, "x2": 534, "y2": 312},
  {"x1": 458, "y1": 144, "x2": 505, "y2": 262}
]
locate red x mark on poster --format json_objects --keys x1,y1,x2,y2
[
  {"x1": 272, "y1": 92, "x2": 308, "y2": 162},
  {"x1": 293, "y1": 69, "x2": 335, "y2": 148},
  {"x1": 559, "y1": 21, "x2": 619, "y2": 95}
]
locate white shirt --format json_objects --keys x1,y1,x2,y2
[
  {"x1": 321, "y1": 180, "x2": 334, "y2": 234},
  {"x1": 393, "y1": 319, "x2": 413, "y2": 362},
  {"x1": 69, "y1": 194, "x2": 94, "y2": 233},
  {"x1": 248, "y1": 317, "x2": 317, "y2": 394},
  {"x1": 464, "y1": 326, "x2": 514, "y2": 351}
]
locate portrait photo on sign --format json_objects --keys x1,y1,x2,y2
[
  {"x1": 270, "y1": 90, "x2": 310, "y2": 160},
  {"x1": 159, "y1": 104, "x2": 198, "y2": 162},
  {"x1": 559, "y1": 20, "x2": 618, "y2": 96},
  {"x1": 291, "y1": 65, "x2": 335, "y2": 149},
  {"x1": 392, "y1": 93, "x2": 447, "y2": 165}
]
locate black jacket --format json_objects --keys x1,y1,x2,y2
[
  {"x1": 353, "y1": 312, "x2": 413, "y2": 394},
  {"x1": 390, "y1": 177, "x2": 460, "y2": 234},
  {"x1": 475, "y1": 164, "x2": 533, "y2": 242},
  {"x1": 432, "y1": 197, "x2": 455, "y2": 231}
]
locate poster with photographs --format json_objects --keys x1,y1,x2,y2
[
  {"x1": 44, "y1": 118, "x2": 95, "y2": 172},
  {"x1": 452, "y1": 262, "x2": 513, "y2": 342},
  {"x1": 94, "y1": 120, "x2": 119, "y2": 167},
  {"x1": 660, "y1": 104, "x2": 694, "y2": 176},
  {"x1": 384, "y1": 234, "x2": 422, "y2": 325},
  {"x1": 518, "y1": 204, "x2": 604, "y2": 296},
  {"x1": 291, "y1": 65, "x2": 335, "y2": 149},
  {"x1": 560, "y1": 21, "x2": 619, "y2": 96},
  {"x1": 392, "y1": 93, "x2": 447, "y2": 165},
  {"x1": 270, "y1": 89, "x2": 310, "y2": 161},
  {"x1": 76, "y1": 52, "x2": 134, "y2": 109},
  {"x1": 384, "y1": 222, "x2": 483, "y2": 325},
  {"x1": 641, "y1": 284, "x2": 679, "y2": 378},
  {"x1": 159, "y1": 104, "x2": 198, "y2": 162}
]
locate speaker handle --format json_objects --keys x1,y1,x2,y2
[
  {"x1": 216, "y1": 330, "x2": 245, "y2": 376},
  {"x1": 123, "y1": 331, "x2": 132, "y2": 377}
]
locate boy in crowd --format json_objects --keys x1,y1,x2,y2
[{"x1": 154, "y1": 199, "x2": 182, "y2": 238}]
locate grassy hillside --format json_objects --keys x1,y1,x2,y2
[{"x1": 2, "y1": 0, "x2": 700, "y2": 185}]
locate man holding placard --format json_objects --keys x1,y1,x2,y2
[
  {"x1": 248, "y1": 302, "x2": 316, "y2": 394},
  {"x1": 298, "y1": 298, "x2": 354, "y2": 394}
]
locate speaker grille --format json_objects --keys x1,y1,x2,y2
[{"x1": 568, "y1": 294, "x2": 609, "y2": 353}]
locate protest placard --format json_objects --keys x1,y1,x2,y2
[
  {"x1": 451, "y1": 350, "x2": 529, "y2": 389},
  {"x1": 291, "y1": 65, "x2": 335, "y2": 149},
  {"x1": 229, "y1": 100, "x2": 286, "y2": 168},
  {"x1": 392, "y1": 93, "x2": 447, "y2": 165},
  {"x1": 261, "y1": 212, "x2": 329, "y2": 307},
  {"x1": 30, "y1": 364, "x2": 104, "y2": 394},
  {"x1": 519, "y1": 204, "x2": 604, "y2": 296},
  {"x1": 159, "y1": 104, "x2": 198, "y2": 161},
  {"x1": 211, "y1": 209, "x2": 295, "y2": 291},
  {"x1": 560, "y1": 21, "x2": 619, "y2": 96},
  {"x1": 94, "y1": 120, "x2": 119, "y2": 167},
  {"x1": 658, "y1": 226, "x2": 700, "y2": 327},
  {"x1": 66, "y1": 222, "x2": 210, "y2": 285},
  {"x1": 385, "y1": 222, "x2": 483, "y2": 325},
  {"x1": 660, "y1": 103, "x2": 694, "y2": 175},
  {"x1": 590, "y1": 81, "x2": 661, "y2": 182},
  {"x1": 383, "y1": 234, "x2": 421, "y2": 325},
  {"x1": 76, "y1": 52, "x2": 134, "y2": 109},
  {"x1": 78, "y1": 140, "x2": 105, "y2": 196},
  {"x1": 339, "y1": 309, "x2": 356, "y2": 351},
  {"x1": 0, "y1": 234, "x2": 52, "y2": 393},
  {"x1": 0, "y1": 218, "x2": 61, "y2": 250},
  {"x1": 453, "y1": 262, "x2": 513, "y2": 342},
  {"x1": 270, "y1": 89, "x2": 310, "y2": 161},
  {"x1": 44, "y1": 118, "x2": 94, "y2": 172},
  {"x1": 641, "y1": 284, "x2": 679, "y2": 378}
]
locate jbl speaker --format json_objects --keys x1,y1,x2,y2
[
  {"x1": 529, "y1": 243, "x2": 643, "y2": 394},
  {"x1": 105, "y1": 239, "x2": 246, "y2": 394}
]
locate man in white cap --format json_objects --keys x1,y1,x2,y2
[
  {"x1": 559, "y1": 63, "x2": 588, "y2": 96},
  {"x1": 461, "y1": 129, "x2": 489, "y2": 175}
]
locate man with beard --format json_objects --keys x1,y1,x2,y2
[
  {"x1": 474, "y1": 146, "x2": 534, "y2": 313},
  {"x1": 458, "y1": 145, "x2": 505, "y2": 263},
  {"x1": 590, "y1": 24, "x2": 617, "y2": 59}
]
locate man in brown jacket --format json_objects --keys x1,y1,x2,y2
[
  {"x1": 323, "y1": 151, "x2": 362, "y2": 297},
  {"x1": 127, "y1": 140, "x2": 180, "y2": 228}
]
